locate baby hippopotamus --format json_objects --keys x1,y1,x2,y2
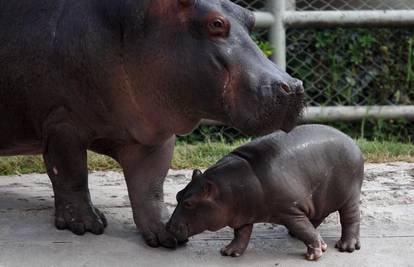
[{"x1": 167, "y1": 124, "x2": 363, "y2": 260}]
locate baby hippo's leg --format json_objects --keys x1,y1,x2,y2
[
  {"x1": 336, "y1": 201, "x2": 361, "y2": 252},
  {"x1": 220, "y1": 224, "x2": 253, "y2": 257},
  {"x1": 312, "y1": 219, "x2": 328, "y2": 252},
  {"x1": 284, "y1": 217, "x2": 325, "y2": 261},
  {"x1": 317, "y1": 233, "x2": 328, "y2": 252}
]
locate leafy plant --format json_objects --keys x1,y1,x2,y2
[{"x1": 251, "y1": 32, "x2": 273, "y2": 57}]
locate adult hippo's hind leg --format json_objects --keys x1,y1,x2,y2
[
  {"x1": 116, "y1": 136, "x2": 177, "y2": 248},
  {"x1": 43, "y1": 123, "x2": 107, "y2": 235}
]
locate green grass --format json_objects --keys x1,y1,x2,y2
[
  {"x1": 173, "y1": 139, "x2": 414, "y2": 168},
  {"x1": 0, "y1": 139, "x2": 413, "y2": 176},
  {"x1": 172, "y1": 139, "x2": 249, "y2": 169},
  {"x1": 357, "y1": 139, "x2": 414, "y2": 163}
]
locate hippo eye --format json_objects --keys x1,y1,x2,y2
[
  {"x1": 212, "y1": 19, "x2": 224, "y2": 28},
  {"x1": 207, "y1": 17, "x2": 229, "y2": 38},
  {"x1": 183, "y1": 200, "x2": 195, "y2": 210}
]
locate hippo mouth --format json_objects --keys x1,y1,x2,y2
[
  {"x1": 166, "y1": 221, "x2": 193, "y2": 242},
  {"x1": 223, "y1": 82, "x2": 305, "y2": 135}
]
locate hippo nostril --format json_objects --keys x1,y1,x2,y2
[
  {"x1": 292, "y1": 79, "x2": 305, "y2": 95},
  {"x1": 280, "y1": 82, "x2": 292, "y2": 95}
]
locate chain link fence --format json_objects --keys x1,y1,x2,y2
[
  {"x1": 232, "y1": 0, "x2": 414, "y2": 106},
  {"x1": 295, "y1": 0, "x2": 414, "y2": 11}
]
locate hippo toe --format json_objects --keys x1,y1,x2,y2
[
  {"x1": 335, "y1": 238, "x2": 361, "y2": 252},
  {"x1": 220, "y1": 244, "x2": 245, "y2": 257},
  {"x1": 55, "y1": 204, "x2": 107, "y2": 235}
]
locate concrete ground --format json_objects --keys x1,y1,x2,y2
[{"x1": 0, "y1": 162, "x2": 413, "y2": 267}]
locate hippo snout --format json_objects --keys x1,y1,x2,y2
[
  {"x1": 166, "y1": 220, "x2": 189, "y2": 243},
  {"x1": 260, "y1": 79, "x2": 304, "y2": 98},
  {"x1": 286, "y1": 79, "x2": 305, "y2": 95}
]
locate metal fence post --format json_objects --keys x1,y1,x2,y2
[{"x1": 270, "y1": 0, "x2": 287, "y2": 70}]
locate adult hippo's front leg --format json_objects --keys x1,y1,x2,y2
[{"x1": 116, "y1": 136, "x2": 178, "y2": 248}]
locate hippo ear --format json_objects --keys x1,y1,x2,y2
[
  {"x1": 192, "y1": 169, "x2": 202, "y2": 180},
  {"x1": 178, "y1": 0, "x2": 195, "y2": 7},
  {"x1": 202, "y1": 180, "x2": 218, "y2": 199},
  {"x1": 176, "y1": 189, "x2": 184, "y2": 202}
]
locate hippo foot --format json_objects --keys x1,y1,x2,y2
[
  {"x1": 321, "y1": 240, "x2": 328, "y2": 252},
  {"x1": 141, "y1": 222, "x2": 178, "y2": 249},
  {"x1": 220, "y1": 244, "x2": 246, "y2": 257},
  {"x1": 335, "y1": 237, "x2": 361, "y2": 252},
  {"x1": 319, "y1": 236, "x2": 328, "y2": 252},
  {"x1": 55, "y1": 203, "x2": 107, "y2": 235},
  {"x1": 305, "y1": 240, "x2": 327, "y2": 261}
]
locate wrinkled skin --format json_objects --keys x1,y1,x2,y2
[
  {"x1": 0, "y1": 0, "x2": 303, "y2": 248},
  {"x1": 167, "y1": 125, "x2": 363, "y2": 260}
]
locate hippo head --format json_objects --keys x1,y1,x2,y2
[
  {"x1": 121, "y1": 0, "x2": 304, "y2": 136},
  {"x1": 166, "y1": 169, "x2": 232, "y2": 241}
]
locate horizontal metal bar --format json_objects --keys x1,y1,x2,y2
[
  {"x1": 302, "y1": 106, "x2": 414, "y2": 122},
  {"x1": 253, "y1": 11, "x2": 275, "y2": 28},
  {"x1": 253, "y1": 10, "x2": 414, "y2": 29},
  {"x1": 284, "y1": 10, "x2": 414, "y2": 28},
  {"x1": 201, "y1": 106, "x2": 414, "y2": 126}
]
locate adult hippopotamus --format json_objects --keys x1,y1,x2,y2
[
  {"x1": 0, "y1": 0, "x2": 304, "y2": 248},
  {"x1": 167, "y1": 125, "x2": 363, "y2": 260}
]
